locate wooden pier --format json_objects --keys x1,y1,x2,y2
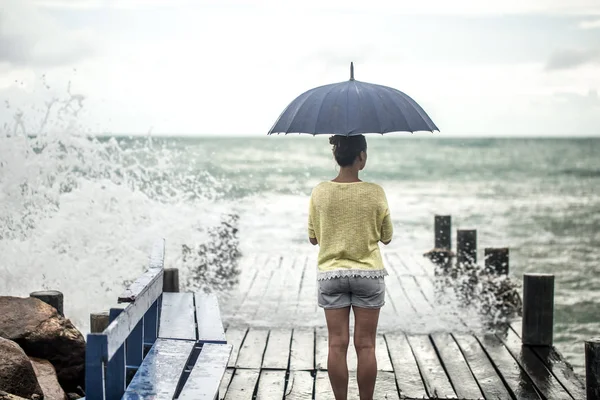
[{"x1": 217, "y1": 252, "x2": 586, "y2": 400}]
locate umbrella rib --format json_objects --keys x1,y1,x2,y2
[
  {"x1": 363, "y1": 84, "x2": 385, "y2": 134},
  {"x1": 380, "y1": 85, "x2": 413, "y2": 133},
  {"x1": 387, "y1": 86, "x2": 438, "y2": 132},
  {"x1": 313, "y1": 84, "x2": 338, "y2": 135},
  {"x1": 282, "y1": 90, "x2": 317, "y2": 134}
]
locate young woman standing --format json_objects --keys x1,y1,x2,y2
[{"x1": 308, "y1": 134, "x2": 393, "y2": 400}]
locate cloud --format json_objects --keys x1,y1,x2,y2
[
  {"x1": 579, "y1": 19, "x2": 600, "y2": 29},
  {"x1": 546, "y1": 48, "x2": 600, "y2": 70},
  {"x1": 0, "y1": 0, "x2": 94, "y2": 67},
  {"x1": 34, "y1": 0, "x2": 600, "y2": 15},
  {"x1": 554, "y1": 89, "x2": 600, "y2": 107}
]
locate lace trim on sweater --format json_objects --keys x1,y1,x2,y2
[{"x1": 317, "y1": 268, "x2": 388, "y2": 281}]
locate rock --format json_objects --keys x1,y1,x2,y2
[
  {"x1": 0, "y1": 338, "x2": 43, "y2": 399},
  {"x1": 30, "y1": 357, "x2": 67, "y2": 400},
  {"x1": 0, "y1": 296, "x2": 85, "y2": 392},
  {"x1": 0, "y1": 391, "x2": 29, "y2": 400}
]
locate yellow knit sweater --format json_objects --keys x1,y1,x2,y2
[{"x1": 308, "y1": 181, "x2": 393, "y2": 279}]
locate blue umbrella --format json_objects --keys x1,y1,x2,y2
[{"x1": 268, "y1": 63, "x2": 439, "y2": 136}]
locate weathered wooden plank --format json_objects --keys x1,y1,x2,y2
[
  {"x1": 178, "y1": 343, "x2": 232, "y2": 400},
  {"x1": 237, "y1": 256, "x2": 278, "y2": 322},
  {"x1": 223, "y1": 254, "x2": 262, "y2": 321},
  {"x1": 376, "y1": 334, "x2": 393, "y2": 372},
  {"x1": 159, "y1": 292, "x2": 196, "y2": 340},
  {"x1": 511, "y1": 319, "x2": 584, "y2": 398},
  {"x1": 413, "y1": 275, "x2": 436, "y2": 306},
  {"x1": 498, "y1": 327, "x2": 574, "y2": 399},
  {"x1": 290, "y1": 328, "x2": 315, "y2": 370},
  {"x1": 430, "y1": 332, "x2": 484, "y2": 399},
  {"x1": 252, "y1": 256, "x2": 284, "y2": 322},
  {"x1": 380, "y1": 255, "x2": 399, "y2": 319},
  {"x1": 406, "y1": 252, "x2": 436, "y2": 276},
  {"x1": 122, "y1": 339, "x2": 194, "y2": 399},
  {"x1": 384, "y1": 332, "x2": 427, "y2": 399},
  {"x1": 224, "y1": 369, "x2": 260, "y2": 400},
  {"x1": 276, "y1": 256, "x2": 306, "y2": 321},
  {"x1": 255, "y1": 255, "x2": 288, "y2": 321},
  {"x1": 262, "y1": 328, "x2": 292, "y2": 370},
  {"x1": 285, "y1": 370, "x2": 314, "y2": 400},
  {"x1": 382, "y1": 254, "x2": 419, "y2": 315},
  {"x1": 296, "y1": 257, "x2": 318, "y2": 319},
  {"x1": 315, "y1": 327, "x2": 328, "y2": 371},
  {"x1": 453, "y1": 333, "x2": 513, "y2": 400},
  {"x1": 195, "y1": 292, "x2": 226, "y2": 344},
  {"x1": 476, "y1": 333, "x2": 542, "y2": 400},
  {"x1": 235, "y1": 328, "x2": 269, "y2": 369},
  {"x1": 314, "y1": 370, "x2": 338, "y2": 400},
  {"x1": 255, "y1": 370, "x2": 287, "y2": 399},
  {"x1": 531, "y1": 345, "x2": 585, "y2": 399},
  {"x1": 374, "y1": 371, "x2": 400, "y2": 400},
  {"x1": 389, "y1": 252, "x2": 427, "y2": 276},
  {"x1": 218, "y1": 369, "x2": 234, "y2": 400},
  {"x1": 406, "y1": 334, "x2": 456, "y2": 399},
  {"x1": 118, "y1": 238, "x2": 165, "y2": 302},
  {"x1": 225, "y1": 327, "x2": 247, "y2": 368},
  {"x1": 316, "y1": 371, "x2": 364, "y2": 400},
  {"x1": 399, "y1": 277, "x2": 434, "y2": 314},
  {"x1": 384, "y1": 252, "x2": 412, "y2": 275}
]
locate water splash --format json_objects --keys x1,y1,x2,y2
[{"x1": 0, "y1": 83, "x2": 238, "y2": 331}]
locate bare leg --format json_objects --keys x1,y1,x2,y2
[
  {"x1": 353, "y1": 306, "x2": 380, "y2": 400},
  {"x1": 324, "y1": 307, "x2": 351, "y2": 400}
]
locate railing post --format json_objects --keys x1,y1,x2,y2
[
  {"x1": 90, "y1": 311, "x2": 110, "y2": 333},
  {"x1": 586, "y1": 338, "x2": 600, "y2": 400},
  {"x1": 30, "y1": 290, "x2": 64, "y2": 316},
  {"x1": 522, "y1": 273, "x2": 554, "y2": 346},
  {"x1": 126, "y1": 316, "x2": 144, "y2": 384},
  {"x1": 434, "y1": 215, "x2": 451, "y2": 249},
  {"x1": 106, "y1": 307, "x2": 126, "y2": 399},
  {"x1": 144, "y1": 297, "x2": 160, "y2": 351},
  {"x1": 85, "y1": 334, "x2": 107, "y2": 400},
  {"x1": 457, "y1": 229, "x2": 477, "y2": 266},
  {"x1": 484, "y1": 248, "x2": 509, "y2": 275},
  {"x1": 164, "y1": 268, "x2": 180, "y2": 292}
]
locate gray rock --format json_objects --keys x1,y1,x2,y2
[
  {"x1": 0, "y1": 391, "x2": 29, "y2": 400},
  {"x1": 0, "y1": 338, "x2": 43, "y2": 399},
  {"x1": 30, "y1": 357, "x2": 67, "y2": 400},
  {"x1": 0, "y1": 296, "x2": 85, "y2": 392}
]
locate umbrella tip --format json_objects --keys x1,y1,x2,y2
[{"x1": 350, "y1": 62, "x2": 354, "y2": 81}]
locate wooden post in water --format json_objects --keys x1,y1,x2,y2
[
  {"x1": 484, "y1": 248, "x2": 509, "y2": 275},
  {"x1": 90, "y1": 311, "x2": 110, "y2": 333},
  {"x1": 435, "y1": 215, "x2": 451, "y2": 249},
  {"x1": 586, "y1": 338, "x2": 600, "y2": 400},
  {"x1": 457, "y1": 230, "x2": 477, "y2": 266},
  {"x1": 522, "y1": 273, "x2": 554, "y2": 346},
  {"x1": 425, "y1": 216, "x2": 453, "y2": 272},
  {"x1": 30, "y1": 290, "x2": 64, "y2": 316},
  {"x1": 163, "y1": 268, "x2": 180, "y2": 292}
]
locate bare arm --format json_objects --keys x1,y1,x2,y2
[{"x1": 380, "y1": 213, "x2": 393, "y2": 245}]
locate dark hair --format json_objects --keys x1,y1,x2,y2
[{"x1": 329, "y1": 135, "x2": 367, "y2": 167}]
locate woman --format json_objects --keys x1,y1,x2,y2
[{"x1": 308, "y1": 134, "x2": 393, "y2": 400}]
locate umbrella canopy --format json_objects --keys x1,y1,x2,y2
[{"x1": 268, "y1": 63, "x2": 438, "y2": 136}]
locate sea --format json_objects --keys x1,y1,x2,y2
[{"x1": 1, "y1": 121, "x2": 599, "y2": 375}]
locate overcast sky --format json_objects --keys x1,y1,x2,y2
[{"x1": 1, "y1": 0, "x2": 599, "y2": 136}]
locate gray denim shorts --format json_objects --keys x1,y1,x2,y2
[{"x1": 318, "y1": 276, "x2": 385, "y2": 309}]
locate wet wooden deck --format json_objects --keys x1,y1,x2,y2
[{"x1": 217, "y1": 252, "x2": 584, "y2": 399}]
